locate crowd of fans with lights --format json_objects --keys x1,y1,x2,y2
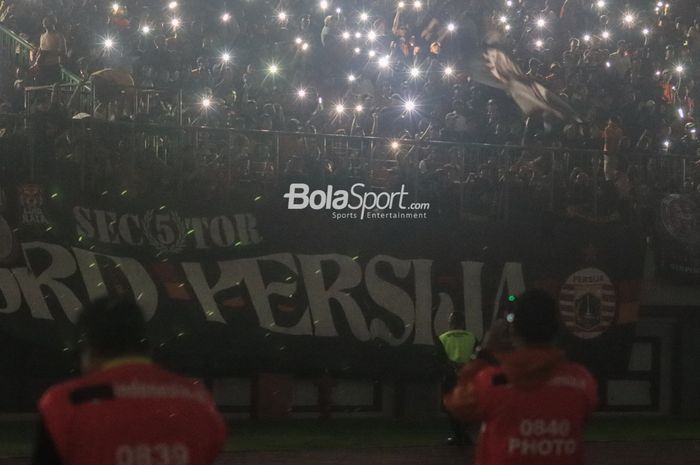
[{"x1": 0, "y1": 0, "x2": 699, "y2": 210}]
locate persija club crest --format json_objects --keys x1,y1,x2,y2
[{"x1": 559, "y1": 267, "x2": 616, "y2": 339}]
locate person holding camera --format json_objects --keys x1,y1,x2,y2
[{"x1": 444, "y1": 289, "x2": 597, "y2": 465}]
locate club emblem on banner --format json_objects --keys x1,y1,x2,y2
[
  {"x1": 18, "y1": 184, "x2": 49, "y2": 226},
  {"x1": 559, "y1": 267, "x2": 616, "y2": 339},
  {"x1": 660, "y1": 194, "x2": 700, "y2": 247},
  {"x1": 141, "y1": 209, "x2": 187, "y2": 255}
]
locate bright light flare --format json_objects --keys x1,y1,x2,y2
[
  {"x1": 583, "y1": 33, "x2": 591, "y2": 42},
  {"x1": 334, "y1": 103, "x2": 345, "y2": 114},
  {"x1": 168, "y1": 1, "x2": 177, "y2": 10},
  {"x1": 141, "y1": 25, "x2": 151, "y2": 35},
  {"x1": 170, "y1": 17, "x2": 181, "y2": 29},
  {"x1": 301, "y1": 42, "x2": 309, "y2": 51},
  {"x1": 355, "y1": 104, "x2": 363, "y2": 112},
  {"x1": 297, "y1": 88, "x2": 307, "y2": 99},
  {"x1": 404, "y1": 99, "x2": 417, "y2": 112},
  {"x1": 398, "y1": 1, "x2": 405, "y2": 8},
  {"x1": 443, "y1": 66, "x2": 454, "y2": 76},
  {"x1": 103, "y1": 37, "x2": 115, "y2": 49},
  {"x1": 359, "y1": 12, "x2": 369, "y2": 22},
  {"x1": 623, "y1": 13, "x2": 635, "y2": 26},
  {"x1": 413, "y1": 1, "x2": 422, "y2": 10},
  {"x1": 268, "y1": 63, "x2": 279, "y2": 75},
  {"x1": 201, "y1": 97, "x2": 211, "y2": 108},
  {"x1": 499, "y1": 15, "x2": 508, "y2": 23},
  {"x1": 596, "y1": 0, "x2": 606, "y2": 8},
  {"x1": 348, "y1": 74, "x2": 356, "y2": 82},
  {"x1": 277, "y1": 11, "x2": 287, "y2": 21},
  {"x1": 601, "y1": 30, "x2": 610, "y2": 39},
  {"x1": 409, "y1": 67, "x2": 421, "y2": 78},
  {"x1": 320, "y1": 0, "x2": 329, "y2": 10},
  {"x1": 221, "y1": 52, "x2": 231, "y2": 63},
  {"x1": 342, "y1": 31, "x2": 350, "y2": 40},
  {"x1": 367, "y1": 30, "x2": 377, "y2": 41},
  {"x1": 447, "y1": 23, "x2": 456, "y2": 32},
  {"x1": 642, "y1": 28, "x2": 650, "y2": 35},
  {"x1": 676, "y1": 64, "x2": 685, "y2": 74},
  {"x1": 535, "y1": 39, "x2": 543, "y2": 48},
  {"x1": 221, "y1": 12, "x2": 231, "y2": 22},
  {"x1": 535, "y1": 17, "x2": 546, "y2": 28},
  {"x1": 390, "y1": 141, "x2": 400, "y2": 150},
  {"x1": 378, "y1": 55, "x2": 390, "y2": 68}
]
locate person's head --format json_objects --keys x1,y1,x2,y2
[
  {"x1": 42, "y1": 16, "x2": 57, "y2": 31},
  {"x1": 512, "y1": 289, "x2": 559, "y2": 345},
  {"x1": 324, "y1": 15, "x2": 335, "y2": 27},
  {"x1": 528, "y1": 58, "x2": 540, "y2": 73},
  {"x1": 665, "y1": 45, "x2": 675, "y2": 61},
  {"x1": 448, "y1": 311, "x2": 466, "y2": 330},
  {"x1": 76, "y1": 297, "x2": 149, "y2": 373}
]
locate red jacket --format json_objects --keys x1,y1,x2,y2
[
  {"x1": 445, "y1": 348, "x2": 597, "y2": 465},
  {"x1": 37, "y1": 360, "x2": 226, "y2": 465}
]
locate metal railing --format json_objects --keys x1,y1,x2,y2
[
  {"x1": 0, "y1": 24, "x2": 33, "y2": 67},
  {"x1": 0, "y1": 113, "x2": 693, "y2": 220},
  {"x1": 23, "y1": 84, "x2": 183, "y2": 123}
]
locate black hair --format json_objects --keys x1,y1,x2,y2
[
  {"x1": 513, "y1": 289, "x2": 559, "y2": 344},
  {"x1": 76, "y1": 297, "x2": 149, "y2": 358}
]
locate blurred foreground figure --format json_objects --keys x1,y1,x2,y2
[
  {"x1": 33, "y1": 298, "x2": 226, "y2": 465},
  {"x1": 444, "y1": 289, "x2": 597, "y2": 465},
  {"x1": 438, "y1": 311, "x2": 477, "y2": 445}
]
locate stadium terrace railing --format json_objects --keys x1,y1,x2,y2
[
  {"x1": 0, "y1": 113, "x2": 693, "y2": 221},
  {"x1": 23, "y1": 84, "x2": 183, "y2": 124}
]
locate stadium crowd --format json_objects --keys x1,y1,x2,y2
[{"x1": 0, "y1": 0, "x2": 698, "y2": 211}]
